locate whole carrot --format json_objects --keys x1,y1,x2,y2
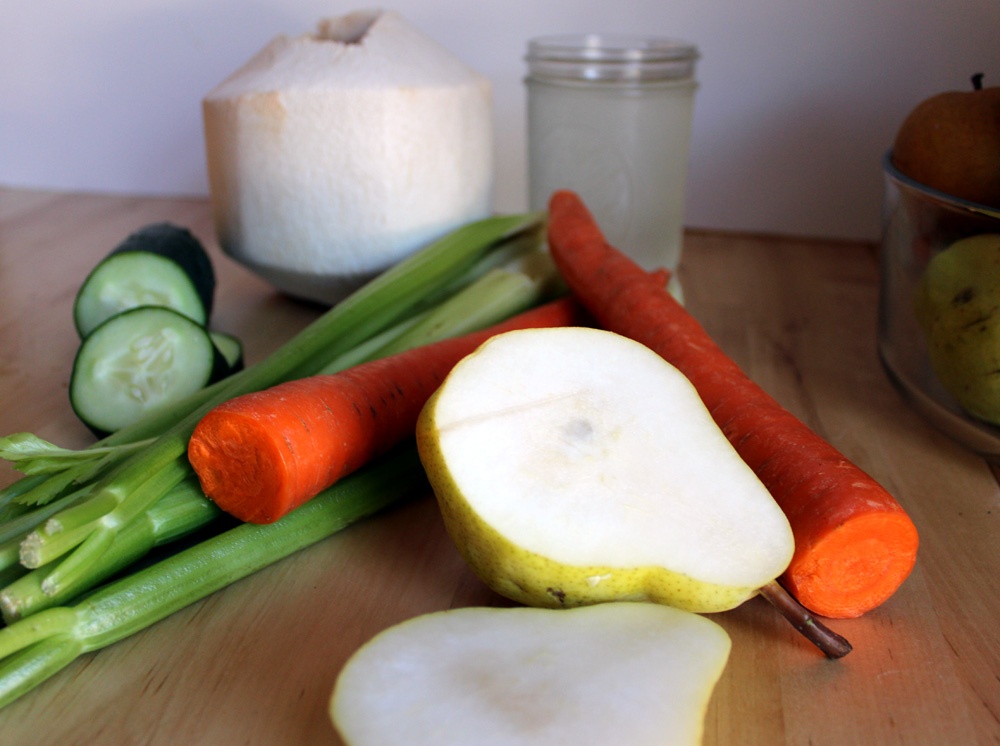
[
  {"x1": 188, "y1": 297, "x2": 586, "y2": 524},
  {"x1": 546, "y1": 189, "x2": 918, "y2": 619}
]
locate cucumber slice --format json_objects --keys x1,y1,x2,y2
[
  {"x1": 210, "y1": 330, "x2": 245, "y2": 374},
  {"x1": 70, "y1": 306, "x2": 227, "y2": 435},
  {"x1": 74, "y1": 223, "x2": 216, "y2": 338}
]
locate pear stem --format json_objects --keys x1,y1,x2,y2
[{"x1": 758, "y1": 581, "x2": 853, "y2": 659}]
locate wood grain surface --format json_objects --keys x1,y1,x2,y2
[{"x1": 0, "y1": 187, "x2": 998, "y2": 745}]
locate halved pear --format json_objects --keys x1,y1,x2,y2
[
  {"x1": 416, "y1": 326, "x2": 795, "y2": 614},
  {"x1": 330, "y1": 602, "x2": 731, "y2": 746}
]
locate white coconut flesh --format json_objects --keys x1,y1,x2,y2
[
  {"x1": 428, "y1": 327, "x2": 794, "y2": 590},
  {"x1": 330, "y1": 603, "x2": 731, "y2": 746},
  {"x1": 202, "y1": 9, "x2": 494, "y2": 304}
]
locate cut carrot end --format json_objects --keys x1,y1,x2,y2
[
  {"x1": 783, "y1": 511, "x2": 919, "y2": 619},
  {"x1": 188, "y1": 411, "x2": 293, "y2": 525}
]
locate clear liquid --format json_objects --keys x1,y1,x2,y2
[{"x1": 527, "y1": 78, "x2": 696, "y2": 272}]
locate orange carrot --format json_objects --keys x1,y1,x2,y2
[
  {"x1": 188, "y1": 297, "x2": 586, "y2": 525},
  {"x1": 649, "y1": 267, "x2": 671, "y2": 287},
  {"x1": 546, "y1": 189, "x2": 918, "y2": 619}
]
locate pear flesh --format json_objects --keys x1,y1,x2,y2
[
  {"x1": 330, "y1": 602, "x2": 731, "y2": 746},
  {"x1": 416, "y1": 326, "x2": 795, "y2": 613}
]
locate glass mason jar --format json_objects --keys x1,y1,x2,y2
[{"x1": 525, "y1": 34, "x2": 699, "y2": 273}]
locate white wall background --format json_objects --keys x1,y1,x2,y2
[{"x1": 2, "y1": 0, "x2": 997, "y2": 242}]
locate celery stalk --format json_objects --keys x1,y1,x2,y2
[
  {"x1": 358, "y1": 266, "x2": 552, "y2": 361},
  {"x1": 0, "y1": 464, "x2": 93, "y2": 511},
  {"x1": 20, "y1": 457, "x2": 189, "y2": 570},
  {"x1": 0, "y1": 445, "x2": 426, "y2": 710},
  {"x1": 0, "y1": 563, "x2": 26, "y2": 590},
  {"x1": 0, "y1": 475, "x2": 48, "y2": 516},
  {"x1": 0, "y1": 539, "x2": 21, "y2": 583},
  {"x1": 0, "y1": 490, "x2": 90, "y2": 546},
  {"x1": 310, "y1": 265, "x2": 551, "y2": 377},
  {"x1": 10, "y1": 213, "x2": 545, "y2": 594},
  {"x1": 1, "y1": 477, "x2": 221, "y2": 623}
]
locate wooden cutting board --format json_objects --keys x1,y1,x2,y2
[{"x1": 0, "y1": 187, "x2": 998, "y2": 745}]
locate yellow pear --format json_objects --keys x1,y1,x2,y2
[
  {"x1": 416, "y1": 326, "x2": 795, "y2": 614},
  {"x1": 915, "y1": 233, "x2": 1000, "y2": 423},
  {"x1": 331, "y1": 603, "x2": 731, "y2": 746}
]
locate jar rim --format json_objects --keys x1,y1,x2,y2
[
  {"x1": 883, "y1": 150, "x2": 1000, "y2": 220},
  {"x1": 527, "y1": 34, "x2": 698, "y2": 63},
  {"x1": 526, "y1": 34, "x2": 698, "y2": 83}
]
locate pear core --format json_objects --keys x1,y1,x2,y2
[{"x1": 417, "y1": 327, "x2": 794, "y2": 613}]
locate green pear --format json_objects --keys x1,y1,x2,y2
[
  {"x1": 330, "y1": 603, "x2": 731, "y2": 746},
  {"x1": 415, "y1": 326, "x2": 795, "y2": 614},
  {"x1": 914, "y1": 233, "x2": 1000, "y2": 424}
]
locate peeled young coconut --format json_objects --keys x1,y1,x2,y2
[{"x1": 202, "y1": 10, "x2": 494, "y2": 304}]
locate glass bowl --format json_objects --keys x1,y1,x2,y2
[{"x1": 878, "y1": 151, "x2": 1000, "y2": 461}]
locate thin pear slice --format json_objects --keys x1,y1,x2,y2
[
  {"x1": 330, "y1": 603, "x2": 731, "y2": 746},
  {"x1": 416, "y1": 326, "x2": 795, "y2": 614}
]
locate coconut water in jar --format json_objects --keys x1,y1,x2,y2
[{"x1": 525, "y1": 35, "x2": 698, "y2": 273}]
